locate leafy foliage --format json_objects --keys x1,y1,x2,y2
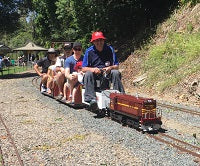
[
  {"x1": 1, "y1": 15, "x2": 33, "y2": 47},
  {"x1": 0, "y1": 0, "x2": 20, "y2": 33},
  {"x1": 30, "y1": 0, "x2": 179, "y2": 52},
  {"x1": 179, "y1": 0, "x2": 199, "y2": 6}
]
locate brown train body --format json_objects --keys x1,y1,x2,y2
[{"x1": 109, "y1": 93, "x2": 162, "y2": 132}]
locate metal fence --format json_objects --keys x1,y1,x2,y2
[{"x1": 0, "y1": 61, "x2": 34, "y2": 76}]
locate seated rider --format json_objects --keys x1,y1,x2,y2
[
  {"x1": 54, "y1": 43, "x2": 73, "y2": 98},
  {"x1": 63, "y1": 42, "x2": 83, "y2": 103},
  {"x1": 62, "y1": 61, "x2": 83, "y2": 103},
  {"x1": 82, "y1": 31, "x2": 125, "y2": 108},
  {"x1": 34, "y1": 48, "x2": 58, "y2": 92},
  {"x1": 0, "y1": 56, "x2": 3, "y2": 70},
  {"x1": 46, "y1": 62, "x2": 64, "y2": 94},
  {"x1": 46, "y1": 63, "x2": 57, "y2": 94}
]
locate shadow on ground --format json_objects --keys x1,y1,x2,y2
[{"x1": 0, "y1": 72, "x2": 38, "y2": 79}]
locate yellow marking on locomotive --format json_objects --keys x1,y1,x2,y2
[
  {"x1": 117, "y1": 102, "x2": 156, "y2": 114},
  {"x1": 117, "y1": 102, "x2": 138, "y2": 110},
  {"x1": 142, "y1": 110, "x2": 156, "y2": 114},
  {"x1": 117, "y1": 102, "x2": 129, "y2": 107}
]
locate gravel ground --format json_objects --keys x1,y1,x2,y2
[{"x1": 0, "y1": 72, "x2": 199, "y2": 166}]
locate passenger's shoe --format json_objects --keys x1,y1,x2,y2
[
  {"x1": 41, "y1": 84, "x2": 47, "y2": 93},
  {"x1": 46, "y1": 88, "x2": 51, "y2": 94},
  {"x1": 66, "y1": 96, "x2": 72, "y2": 104},
  {"x1": 89, "y1": 100, "x2": 98, "y2": 111},
  {"x1": 61, "y1": 97, "x2": 66, "y2": 102},
  {"x1": 56, "y1": 94, "x2": 63, "y2": 100}
]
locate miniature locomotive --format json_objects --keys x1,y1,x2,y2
[
  {"x1": 43, "y1": 82, "x2": 162, "y2": 132},
  {"x1": 109, "y1": 93, "x2": 162, "y2": 132}
]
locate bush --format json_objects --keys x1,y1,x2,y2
[{"x1": 179, "y1": 0, "x2": 199, "y2": 6}]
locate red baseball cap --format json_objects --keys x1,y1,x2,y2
[{"x1": 90, "y1": 31, "x2": 106, "y2": 42}]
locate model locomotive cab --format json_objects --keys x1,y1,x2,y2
[
  {"x1": 109, "y1": 93, "x2": 162, "y2": 132},
  {"x1": 142, "y1": 99, "x2": 157, "y2": 119}
]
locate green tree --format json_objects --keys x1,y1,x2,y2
[
  {"x1": 30, "y1": 0, "x2": 179, "y2": 56},
  {"x1": 32, "y1": 0, "x2": 60, "y2": 44},
  {"x1": 0, "y1": 0, "x2": 20, "y2": 33}
]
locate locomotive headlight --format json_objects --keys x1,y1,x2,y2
[{"x1": 145, "y1": 99, "x2": 153, "y2": 103}]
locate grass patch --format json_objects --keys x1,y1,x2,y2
[
  {"x1": 32, "y1": 144, "x2": 55, "y2": 151},
  {"x1": 20, "y1": 120, "x2": 34, "y2": 124},
  {"x1": 55, "y1": 117, "x2": 63, "y2": 121},
  {"x1": 0, "y1": 66, "x2": 33, "y2": 76},
  {"x1": 142, "y1": 31, "x2": 200, "y2": 91}
]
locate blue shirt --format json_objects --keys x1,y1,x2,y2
[
  {"x1": 64, "y1": 55, "x2": 83, "y2": 74},
  {"x1": 82, "y1": 44, "x2": 119, "y2": 68},
  {"x1": 0, "y1": 58, "x2": 2, "y2": 69}
]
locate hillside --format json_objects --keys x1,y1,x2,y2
[{"x1": 121, "y1": 3, "x2": 200, "y2": 107}]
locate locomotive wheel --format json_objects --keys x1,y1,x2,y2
[
  {"x1": 128, "y1": 124, "x2": 133, "y2": 128},
  {"x1": 105, "y1": 109, "x2": 110, "y2": 117},
  {"x1": 110, "y1": 114, "x2": 114, "y2": 120},
  {"x1": 110, "y1": 111, "x2": 114, "y2": 120},
  {"x1": 121, "y1": 118, "x2": 127, "y2": 126},
  {"x1": 97, "y1": 109, "x2": 106, "y2": 118}
]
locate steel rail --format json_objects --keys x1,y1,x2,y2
[
  {"x1": 148, "y1": 134, "x2": 200, "y2": 159},
  {"x1": 160, "y1": 133, "x2": 200, "y2": 151},
  {"x1": 0, "y1": 114, "x2": 24, "y2": 166},
  {"x1": 0, "y1": 145, "x2": 5, "y2": 166},
  {"x1": 32, "y1": 75, "x2": 200, "y2": 159},
  {"x1": 157, "y1": 102, "x2": 200, "y2": 116},
  {"x1": 31, "y1": 76, "x2": 40, "y2": 90}
]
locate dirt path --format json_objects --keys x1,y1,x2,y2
[{"x1": 0, "y1": 72, "x2": 142, "y2": 165}]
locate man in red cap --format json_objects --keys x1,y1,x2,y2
[{"x1": 82, "y1": 31, "x2": 125, "y2": 109}]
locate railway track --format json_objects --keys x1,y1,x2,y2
[
  {"x1": 0, "y1": 144, "x2": 4, "y2": 166},
  {"x1": 0, "y1": 76, "x2": 40, "y2": 166},
  {"x1": 148, "y1": 132, "x2": 200, "y2": 160},
  {"x1": 32, "y1": 76, "x2": 200, "y2": 161},
  {"x1": 0, "y1": 75, "x2": 39, "y2": 165},
  {"x1": 157, "y1": 102, "x2": 200, "y2": 116},
  {"x1": 0, "y1": 114, "x2": 24, "y2": 166},
  {"x1": 31, "y1": 76, "x2": 41, "y2": 90}
]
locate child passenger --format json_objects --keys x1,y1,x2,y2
[{"x1": 73, "y1": 61, "x2": 83, "y2": 84}]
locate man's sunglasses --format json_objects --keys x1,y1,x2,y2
[
  {"x1": 73, "y1": 48, "x2": 82, "y2": 51},
  {"x1": 64, "y1": 48, "x2": 71, "y2": 51},
  {"x1": 48, "y1": 53, "x2": 56, "y2": 55}
]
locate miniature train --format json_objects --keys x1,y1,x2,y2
[{"x1": 42, "y1": 81, "x2": 162, "y2": 132}]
